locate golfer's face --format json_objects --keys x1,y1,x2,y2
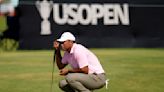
[{"x1": 60, "y1": 40, "x2": 71, "y2": 51}]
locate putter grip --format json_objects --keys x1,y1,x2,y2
[{"x1": 53, "y1": 49, "x2": 57, "y2": 62}]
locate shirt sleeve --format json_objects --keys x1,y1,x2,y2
[
  {"x1": 74, "y1": 49, "x2": 88, "y2": 68},
  {"x1": 61, "y1": 52, "x2": 68, "y2": 64}
]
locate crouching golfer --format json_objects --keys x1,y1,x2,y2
[{"x1": 53, "y1": 32, "x2": 106, "y2": 92}]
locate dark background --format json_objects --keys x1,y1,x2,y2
[{"x1": 18, "y1": 0, "x2": 164, "y2": 49}]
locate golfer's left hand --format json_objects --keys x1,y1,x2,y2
[
  {"x1": 60, "y1": 68, "x2": 69, "y2": 76},
  {"x1": 53, "y1": 40, "x2": 60, "y2": 50}
]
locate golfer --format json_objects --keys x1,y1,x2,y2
[{"x1": 53, "y1": 32, "x2": 106, "y2": 92}]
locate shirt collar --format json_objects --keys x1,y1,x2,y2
[{"x1": 70, "y1": 43, "x2": 76, "y2": 54}]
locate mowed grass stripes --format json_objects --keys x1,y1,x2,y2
[{"x1": 0, "y1": 48, "x2": 164, "y2": 92}]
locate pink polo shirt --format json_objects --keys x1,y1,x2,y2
[{"x1": 62, "y1": 43, "x2": 105, "y2": 74}]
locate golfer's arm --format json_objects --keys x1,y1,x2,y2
[
  {"x1": 55, "y1": 49, "x2": 66, "y2": 69},
  {"x1": 68, "y1": 66, "x2": 88, "y2": 74}
]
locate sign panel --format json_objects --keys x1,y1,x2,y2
[{"x1": 18, "y1": 0, "x2": 164, "y2": 49}]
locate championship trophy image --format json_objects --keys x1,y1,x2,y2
[{"x1": 36, "y1": 0, "x2": 53, "y2": 35}]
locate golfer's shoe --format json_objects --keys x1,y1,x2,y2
[{"x1": 105, "y1": 79, "x2": 109, "y2": 89}]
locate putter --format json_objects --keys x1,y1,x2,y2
[{"x1": 50, "y1": 50, "x2": 57, "y2": 92}]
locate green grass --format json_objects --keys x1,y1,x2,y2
[
  {"x1": 0, "y1": 48, "x2": 164, "y2": 92},
  {"x1": 0, "y1": 16, "x2": 7, "y2": 32}
]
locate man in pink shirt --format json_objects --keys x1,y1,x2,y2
[{"x1": 53, "y1": 32, "x2": 106, "y2": 92}]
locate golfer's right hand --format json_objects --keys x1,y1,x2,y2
[
  {"x1": 53, "y1": 40, "x2": 60, "y2": 50},
  {"x1": 60, "y1": 68, "x2": 69, "y2": 76}
]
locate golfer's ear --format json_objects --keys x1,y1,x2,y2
[{"x1": 68, "y1": 40, "x2": 75, "y2": 44}]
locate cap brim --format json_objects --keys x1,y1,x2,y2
[{"x1": 57, "y1": 38, "x2": 66, "y2": 42}]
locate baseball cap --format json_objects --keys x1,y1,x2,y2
[{"x1": 57, "y1": 32, "x2": 75, "y2": 42}]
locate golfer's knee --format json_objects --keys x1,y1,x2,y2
[
  {"x1": 66, "y1": 73, "x2": 75, "y2": 83},
  {"x1": 59, "y1": 80, "x2": 67, "y2": 89}
]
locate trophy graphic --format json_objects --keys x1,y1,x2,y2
[{"x1": 36, "y1": 0, "x2": 53, "y2": 35}]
